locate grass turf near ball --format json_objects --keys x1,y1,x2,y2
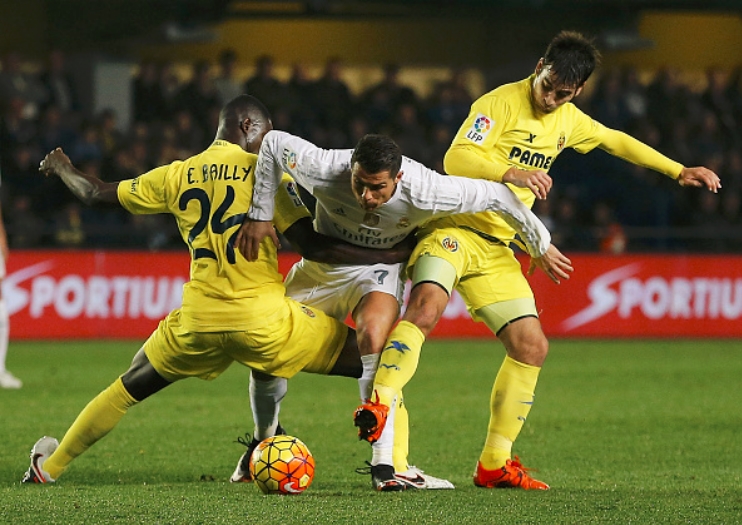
[{"x1": 249, "y1": 435, "x2": 315, "y2": 495}]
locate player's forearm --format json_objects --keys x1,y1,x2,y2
[
  {"x1": 484, "y1": 182, "x2": 551, "y2": 257},
  {"x1": 56, "y1": 164, "x2": 119, "y2": 206},
  {"x1": 598, "y1": 128, "x2": 683, "y2": 179},
  {"x1": 444, "y1": 145, "x2": 511, "y2": 182}
]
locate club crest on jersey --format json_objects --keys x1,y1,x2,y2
[
  {"x1": 363, "y1": 212, "x2": 380, "y2": 226},
  {"x1": 397, "y1": 217, "x2": 410, "y2": 229},
  {"x1": 441, "y1": 237, "x2": 459, "y2": 252},
  {"x1": 300, "y1": 305, "x2": 316, "y2": 318},
  {"x1": 285, "y1": 182, "x2": 303, "y2": 207},
  {"x1": 557, "y1": 132, "x2": 566, "y2": 151},
  {"x1": 465, "y1": 113, "x2": 493, "y2": 144},
  {"x1": 282, "y1": 148, "x2": 298, "y2": 170}
]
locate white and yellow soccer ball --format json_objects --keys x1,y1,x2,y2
[{"x1": 249, "y1": 435, "x2": 315, "y2": 495}]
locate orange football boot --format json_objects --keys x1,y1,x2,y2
[
  {"x1": 353, "y1": 395, "x2": 389, "y2": 443},
  {"x1": 473, "y1": 456, "x2": 550, "y2": 490}
]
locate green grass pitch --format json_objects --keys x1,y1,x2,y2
[{"x1": 1, "y1": 339, "x2": 740, "y2": 524}]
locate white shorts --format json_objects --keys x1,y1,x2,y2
[{"x1": 285, "y1": 259, "x2": 405, "y2": 321}]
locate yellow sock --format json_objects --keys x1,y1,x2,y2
[
  {"x1": 480, "y1": 355, "x2": 541, "y2": 471},
  {"x1": 44, "y1": 377, "x2": 138, "y2": 479},
  {"x1": 372, "y1": 321, "x2": 425, "y2": 408},
  {"x1": 392, "y1": 393, "x2": 409, "y2": 473}
]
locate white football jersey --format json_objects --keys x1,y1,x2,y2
[{"x1": 249, "y1": 130, "x2": 550, "y2": 257}]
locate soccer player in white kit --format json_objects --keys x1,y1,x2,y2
[{"x1": 236, "y1": 130, "x2": 572, "y2": 491}]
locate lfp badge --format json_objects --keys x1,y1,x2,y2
[{"x1": 465, "y1": 113, "x2": 493, "y2": 144}]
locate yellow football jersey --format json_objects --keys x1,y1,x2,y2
[
  {"x1": 117, "y1": 140, "x2": 310, "y2": 332},
  {"x1": 438, "y1": 75, "x2": 682, "y2": 243}
]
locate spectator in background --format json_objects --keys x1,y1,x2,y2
[
  {"x1": 244, "y1": 55, "x2": 284, "y2": 117},
  {"x1": 284, "y1": 62, "x2": 314, "y2": 136},
  {"x1": 426, "y1": 67, "x2": 472, "y2": 134},
  {"x1": 590, "y1": 68, "x2": 630, "y2": 130},
  {"x1": 37, "y1": 104, "x2": 78, "y2": 156},
  {"x1": 70, "y1": 121, "x2": 103, "y2": 165},
  {"x1": 701, "y1": 68, "x2": 738, "y2": 146},
  {"x1": 0, "y1": 51, "x2": 48, "y2": 119},
  {"x1": 157, "y1": 62, "x2": 182, "y2": 122},
  {"x1": 620, "y1": 66, "x2": 648, "y2": 126},
  {"x1": 213, "y1": 49, "x2": 243, "y2": 106},
  {"x1": 310, "y1": 57, "x2": 354, "y2": 147},
  {"x1": 175, "y1": 60, "x2": 220, "y2": 141},
  {"x1": 368, "y1": 64, "x2": 418, "y2": 110},
  {"x1": 592, "y1": 200, "x2": 626, "y2": 254},
  {"x1": 39, "y1": 49, "x2": 79, "y2": 117},
  {"x1": 387, "y1": 103, "x2": 428, "y2": 165},
  {"x1": 172, "y1": 109, "x2": 205, "y2": 155},
  {"x1": 96, "y1": 109, "x2": 125, "y2": 162},
  {"x1": 0, "y1": 96, "x2": 38, "y2": 161},
  {"x1": 5, "y1": 194, "x2": 45, "y2": 248},
  {"x1": 133, "y1": 61, "x2": 164, "y2": 124}
]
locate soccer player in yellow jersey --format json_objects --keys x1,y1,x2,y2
[
  {"x1": 22, "y1": 95, "x2": 408, "y2": 484},
  {"x1": 356, "y1": 31, "x2": 722, "y2": 490}
]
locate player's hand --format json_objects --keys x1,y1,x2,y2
[
  {"x1": 39, "y1": 147, "x2": 72, "y2": 176},
  {"x1": 235, "y1": 219, "x2": 281, "y2": 261},
  {"x1": 677, "y1": 166, "x2": 721, "y2": 193},
  {"x1": 528, "y1": 244, "x2": 573, "y2": 284},
  {"x1": 502, "y1": 167, "x2": 552, "y2": 200}
]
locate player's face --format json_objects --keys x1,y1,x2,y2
[
  {"x1": 351, "y1": 162, "x2": 402, "y2": 211},
  {"x1": 531, "y1": 60, "x2": 583, "y2": 114}
]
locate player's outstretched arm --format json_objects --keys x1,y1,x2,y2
[
  {"x1": 677, "y1": 166, "x2": 722, "y2": 193},
  {"x1": 528, "y1": 244, "x2": 573, "y2": 284},
  {"x1": 39, "y1": 148, "x2": 120, "y2": 206}
]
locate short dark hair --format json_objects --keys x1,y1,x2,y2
[
  {"x1": 543, "y1": 31, "x2": 601, "y2": 87},
  {"x1": 351, "y1": 134, "x2": 402, "y2": 177},
  {"x1": 220, "y1": 94, "x2": 271, "y2": 124}
]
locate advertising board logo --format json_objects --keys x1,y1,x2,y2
[{"x1": 562, "y1": 263, "x2": 742, "y2": 331}]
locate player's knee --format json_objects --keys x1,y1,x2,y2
[
  {"x1": 402, "y1": 285, "x2": 448, "y2": 335},
  {"x1": 509, "y1": 332, "x2": 549, "y2": 366},
  {"x1": 356, "y1": 322, "x2": 389, "y2": 355}
]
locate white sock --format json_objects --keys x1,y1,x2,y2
[
  {"x1": 0, "y1": 298, "x2": 8, "y2": 373},
  {"x1": 358, "y1": 353, "x2": 380, "y2": 402},
  {"x1": 371, "y1": 395, "x2": 396, "y2": 467},
  {"x1": 249, "y1": 373, "x2": 288, "y2": 441}
]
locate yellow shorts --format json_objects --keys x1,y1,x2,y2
[
  {"x1": 409, "y1": 227, "x2": 534, "y2": 322},
  {"x1": 143, "y1": 299, "x2": 348, "y2": 382}
]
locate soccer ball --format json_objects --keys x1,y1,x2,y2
[{"x1": 249, "y1": 435, "x2": 315, "y2": 495}]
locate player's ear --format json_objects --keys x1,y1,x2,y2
[
  {"x1": 394, "y1": 170, "x2": 404, "y2": 182},
  {"x1": 240, "y1": 118, "x2": 251, "y2": 134},
  {"x1": 535, "y1": 58, "x2": 544, "y2": 75},
  {"x1": 574, "y1": 84, "x2": 585, "y2": 98}
]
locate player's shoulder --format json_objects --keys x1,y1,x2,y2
[{"x1": 474, "y1": 78, "x2": 528, "y2": 114}]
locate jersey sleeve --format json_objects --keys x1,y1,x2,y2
[
  {"x1": 567, "y1": 108, "x2": 683, "y2": 178},
  {"x1": 272, "y1": 174, "x2": 312, "y2": 234},
  {"x1": 444, "y1": 93, "x2": 515, "y2": 182},
  {"x1": 117, "y1": 165, "x2": 171, "y2": 215},
  {"x1": 596, "y1": 127, "x2": 684, "y2": 179},
  {"x1": 407, "y1": 167, "x2": 551, "y2": 257},
  {"x1": 248, "y1": 130, "x2": 349, "y2": 221}
]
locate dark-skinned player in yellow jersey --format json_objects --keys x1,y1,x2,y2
[
  {"x1": 23, "y1": 95, "x2": 413, "y2": 484},
  {"x1": 355, "y1": 31, "x2": 721, "y2": 490}
]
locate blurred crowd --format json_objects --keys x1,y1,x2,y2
[{"x1": 1, "y1": 49, "x2": 741, "y2": 253}]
